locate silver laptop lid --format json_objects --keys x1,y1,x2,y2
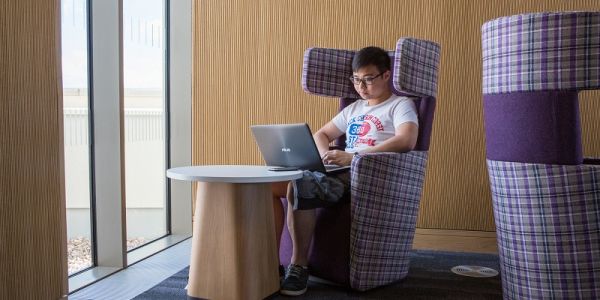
[{"x1": 250, "y1": 123, "x2": 327, "y2": 173}]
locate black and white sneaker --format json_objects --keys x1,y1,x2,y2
[{"x1": 280, "y1": 264, "x2": 309, "y2": 296}]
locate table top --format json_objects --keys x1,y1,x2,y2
[{"x1": 166, "y1": 165, "x2": 304, "y2": 183}]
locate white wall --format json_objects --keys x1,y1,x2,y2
[{"x1": 64, "y1": 90, "x2": 167, "y2": 239}]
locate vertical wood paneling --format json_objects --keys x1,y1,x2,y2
[
  {"x1": 0, "y1": 0, "x2": 67, "y2": 298},
  {"x1": 193, "y1": 0, "x2": 600, "y2": 231}
]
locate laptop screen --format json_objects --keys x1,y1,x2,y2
[{"x1": 250, "y1": 123, "x2": 327, "y2": 173}]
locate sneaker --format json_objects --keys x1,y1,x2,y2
[{"x1": 280, "y1": 264, "x2": 309, "y2": 296}]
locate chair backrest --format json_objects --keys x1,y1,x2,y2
[
  {"x1": 301, "y1": 38, "x2": 441, "y2": 151},
  {"x1": 481, "y1": 12, "x2": 600, "y2": 164}
]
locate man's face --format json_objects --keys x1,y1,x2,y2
[{"x1": 351, "y1": 64, "x2": 391, "y2": 100}]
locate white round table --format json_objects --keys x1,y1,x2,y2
[{"x1": 167, "y1": 165, "x2": 303, "y2": 300}]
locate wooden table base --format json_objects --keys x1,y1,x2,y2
[{"x1": 187, "y1": 182, "x2": 279, "y2": 300}]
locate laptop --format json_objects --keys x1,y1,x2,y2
[{"x1": 250, "y1": 123, "x2": 350, "y2": 174}]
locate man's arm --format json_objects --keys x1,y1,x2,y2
[
  {"x1": 360, "y1": 122, "x2": 418, "y2": 154},
  {"x1": 322, "y1": 122, "x2": 418, "y2": 166},
  {"x1": 313, "y1": 121, "x2": 344, "y2": 157}
]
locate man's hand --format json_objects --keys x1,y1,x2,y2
[{"x1": 322, "y1": 150, "x2": 354, "y2": 166}]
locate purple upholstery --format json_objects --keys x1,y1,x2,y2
[
  {"x1": 483, "y1": 91, "x2": 582, "y2": 165},
  {"x1": 482, "y1": 12, "x2": 600, "y2": 299},
  {"x1": 413, "y1": 97, "x2": 436, "y2": 151},
  {"x1": 281, "y1": 151, "x2": 428, "y2": 290},
  {"x1": 392, "y1": 38, "x2": 441, "y2": 98},
  {"x1": 279, "y1": 199, "x2": 293, "y2": 265},
  {"x1": 304, "y1": 41, "x2": 440, "y2": 152},
  {"x1": 584, "y1": 157, "x2": 600, "y2": 165},
  {"x1": 482, "y1": 12, "x2": 600, "y2": 94},
  {"x1": 348, "y1": 152, "x2": 427, "y2": 290},
  {"x1": 279, "y1": 38, "x2": 440, "y2": 291},
  {"x1": 302, "y1": 48, "x2": 361, "y2": 99},
  {"x1": 482, "y1": 11, "x2": 600, "y2": 163},
  {"x1": 487, "y1": 160, "x2": 600, "y2": 299},
  {"x1": 302, "y1": 39, "x2": 440, "y2": 99},
  {"x1": 310, "y1": 204, "x2": 352, "y2": 285},
  {"x1": 279, "y1": 199, "x2": 352, "y2": 285}
]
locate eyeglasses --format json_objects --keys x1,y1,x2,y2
[{"x1": 349, "y1": 72, "x2": 384, "y2": 86}]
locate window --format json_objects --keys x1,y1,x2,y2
[
  {"x1": 64, "y1": 0, "x2": 191, "y2": 292},
  {"x1": 61, "y1": 0, "x2": 94, "y2": 275},
  {"x1": 123, "y1": 0, "x2": 169, "y2": 250}
]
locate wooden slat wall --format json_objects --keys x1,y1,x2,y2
[
  {"x1": 192, "y1": 0, "x2": 600, "y2": 231},
  {"x1": 0, "y1": 0, "x2": 67, "y2": 299}
]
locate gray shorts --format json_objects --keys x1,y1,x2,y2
[{"x1": 291, "y1": 170, "x2": 351, "y2": 210}]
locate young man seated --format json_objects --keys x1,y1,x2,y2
[{"x1": 273, "y1": 46, "x2": 419, "y2": 296}]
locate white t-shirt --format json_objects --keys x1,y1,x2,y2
[{"x1": 331, "y1": 95, "x2": 418, "y2": 153}]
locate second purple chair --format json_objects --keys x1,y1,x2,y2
[
  {"x1": 279, "y1": 38, "x2": 440, "y2": 291},
  {"x1": 482, "y1": 12, "x2": 600, "y2": 299}
]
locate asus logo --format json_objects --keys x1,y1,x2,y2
[{"x1": 281, "y1": 148, "x2": 291, "y2": 152}]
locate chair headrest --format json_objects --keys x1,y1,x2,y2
[
  {"x1": 301, "y1": 38, "x2": 441, "y2": 99},
  {"x1": 392, "y1": 38, "x2": 441, "y2": 98},
  {"x1": 301, "y1": 48, "x2": 361, "y2": 99},
  {"x1": 482, "y1": 11, "x2": 600, "y2": 94}
]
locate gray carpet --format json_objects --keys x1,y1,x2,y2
[{"x1": 134, "y1": 250, "x2": 502, "y2": 299}]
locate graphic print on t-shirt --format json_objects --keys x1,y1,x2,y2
[{"x1": 346, "y1": 114, "x2": 384, "y2": 150}]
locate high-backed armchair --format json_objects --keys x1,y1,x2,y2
[
  {"x1": 481, "y1": 12, "x2": 600, "y2": 299},
  {"x1": 279, "y1": 38, "x2": 441, "y2": 291}
]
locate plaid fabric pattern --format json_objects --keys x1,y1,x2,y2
[
  {"x1": 301, "y1": 48, "x2": 362, "y2": 99},
  {"x1": 487, "y1": 159, "x2": 600, "y2": 299},
  {"x1": 482, "y1": 12, "x2": 600, "y2": 94},
  {"x1": 348, "y1": 151, "x2": 428, "y2": 291},
  {"x1": 393, "y1": 38, "x2": 441, "y2": 98},
  {"x1": 302, "y1": 38, "x2": 441, "y2": 99}
]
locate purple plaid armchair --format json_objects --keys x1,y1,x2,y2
[
  {"x1": 278, "y1": 38, "x2": 440, "y2": 291},
  {"x1": 482, "y1": 12, "x2": 600, "y2": 299}
]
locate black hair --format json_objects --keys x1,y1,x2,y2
[{"x1": 351, "y1": 46, "x2": 391, "y2": 73}]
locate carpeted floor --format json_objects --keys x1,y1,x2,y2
[{"x1": 134, "y1": 250, "x2": 502, "y2": 299}]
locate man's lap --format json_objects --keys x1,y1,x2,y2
[{"x1": 292, "y1": 170, "x2": 350, "y2": 210}]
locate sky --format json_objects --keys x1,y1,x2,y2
[{"x1": 61, "y1": 0, "x2": 165, "y2": 89}]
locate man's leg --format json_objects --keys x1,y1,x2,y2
[
  {"x1": 280, "y1": 182, "x2": 312, "y2": 296},
  {"x1": 286, "y1": 182, "x2": 316, "y2": 265},
  {"x1": 271, "y1": 182, "x2": 288, "y2": 277},
  {"x1": 271, "y1": 182, "x2": 288, "y2": 252}
]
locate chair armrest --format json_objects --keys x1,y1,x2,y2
[
  {"x1": 349, "y1": 151, "x2": 428, "y2": 228},
  {"x1": 347, "y1": 151, "x2": 428, "y2": 290},
  {"x1": 350, "y1": 151, "x2": 428, "y2": 198}
]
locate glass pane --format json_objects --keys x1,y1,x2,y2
[
  {"x1": 61, "y1": 0, "x2": 94, "y2": 275},
  {"x1": 123, "y1": 0, "x2": 168, "y2": 251}
]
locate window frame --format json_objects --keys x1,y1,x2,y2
[{"x1": 67, "y1": 0, "x2": 192, "y2": 293}]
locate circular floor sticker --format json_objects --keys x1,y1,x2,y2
[{"x1": 451, "y1": 265, "x2": 499, "y2": 278}]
